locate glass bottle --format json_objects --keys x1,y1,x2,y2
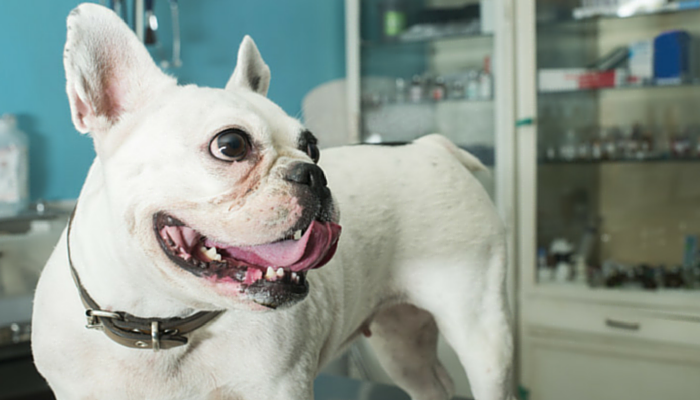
[
  {"x1": 409, "y1": 75, "x2": 423, "y2": 103},
  {"x1": 602, "y1": 127, "x2": 619, "y2": 160},
  {"x1": 0, "y1": 114, "x2": 29, "y2": 217},
  {"x1": 466, "y1": 70, "x2": 480, "y2": 100},
  {"x1": 395, "y1": 78, "x2": 406, "y2": 103},
  {"x1": 559, "y1": 129, "x2": 577, "y2": 161},
  {"x1": 591, "y1": 128, "x2": 603, "y2": 160},
  {"x1": 576, "y1": 128, "x2": 591, "y2": 160},
  {"x1": 448, "y1": 80, "x2": 465, "y2": 100},
  {"x1": 432, "y1": 76, "x2": 446, "y2": 101},
  {"x1": 479, "y1": 69, "x2": 493, "y2": 100}
]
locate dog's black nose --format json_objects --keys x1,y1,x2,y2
[{"x1": 284, "y1": 162, "x2": 330, "y2": 199}]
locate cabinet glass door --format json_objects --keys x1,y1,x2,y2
[
  {"x1": 534, "y1": 0, "x2": 700, "y2": 292},
  {"x1": 359, "y1": 0, "x2": 498, "y2": 190},
  {"x1": 350, "y1": 1, "x2": 514, "y2": 397}
]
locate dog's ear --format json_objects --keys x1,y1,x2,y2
[
  {"x1": 64, "y1": 4, "x2": 174, "y2": 135},
  {"x1": 225, "y1": 36, "x2": 271, "y2": 96}
]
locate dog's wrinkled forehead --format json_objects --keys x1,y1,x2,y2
[{"x1": 158, "y1": 85, "x2": 307, "y2": 151}]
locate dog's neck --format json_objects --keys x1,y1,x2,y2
[{"x1": 68, "y1": 160, "x2": 202, "y2": 318}]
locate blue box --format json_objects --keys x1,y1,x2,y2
[
  {"x1": 653, "y1": 30, "x2": 693, "y2": 84},
  {"x1": 684, "y1": 235, "x2": 698, "y2": 268}
]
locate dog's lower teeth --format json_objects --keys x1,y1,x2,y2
[
  {"x1": 276, "y1": 268, "x2": 285, "y2": 278},
  {"x1": 293, "y1": 230, "x2": 302, "y2": 240}
]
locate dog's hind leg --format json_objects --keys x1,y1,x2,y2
[
  {"x1": 414, "y1": 249, "x2": 514, "y2": 400},
  {"x1": 365, "y1": 304, "x2": 455, "y2": 400}
]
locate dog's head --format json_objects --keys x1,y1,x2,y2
[{"x1": 64, "y1": 4, "x2": 341, "y2": 310}]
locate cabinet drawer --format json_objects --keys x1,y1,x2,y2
[{"x1": 523, "y1": 298, "x2": 700, "y2": 348}]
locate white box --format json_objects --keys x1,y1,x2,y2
[
  {"x1": 480, "y1": 0, "x2": 494, "y2": 34},
  {"x1": 538, "y1": 69, "x2": 587, "y2": 92},
  {"x1": 629, "y1": 40, "x2": 654, "y2": 82}
]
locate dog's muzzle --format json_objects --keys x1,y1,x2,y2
[{"x1": 154, "y1": 162, "x2": 340, "y2": 309}]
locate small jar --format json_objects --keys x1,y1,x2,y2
[
  {"x1": 409, "y1": 75, "x2": 424, "y2": 103},
  {"x1": 381, "y1": 0, "x2": 407, "y2": 41},
  {"x1": 559, "y1": 129, "x2": 577, "y2": 161},
  {"x1": 466, "y1": 70, "x2": 480, "y2": 100},
  {"x1": 431, "y1": 77, "x2": 446, "y2": 101},
  {"x1": 394, "y1": 78, "x2": 406, "y2": 103},
  {"x1": 479, "y1": 70, "x2": 493, "y2": 100},
  {"x1": 448, "y1": 80, "x2": 465, "y2": 100}
]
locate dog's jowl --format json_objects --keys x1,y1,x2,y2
[{"x1": 31, "y1": 3, "x2": 513, "y2": 400}]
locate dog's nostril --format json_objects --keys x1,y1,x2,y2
[{"x1": 284, "y1": 163, "x2": 328, "y2": 190}]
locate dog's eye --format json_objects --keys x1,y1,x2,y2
[
  {"x1": 210, "y1": 129, "x2": 250, "y2": 162},
  {"x1": 306, "y1": 142, "x2": 320, "y2": 164}
]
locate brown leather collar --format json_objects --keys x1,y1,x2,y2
[{"x1": 67, "y1": 207, "x2": 224, "y2": 351}]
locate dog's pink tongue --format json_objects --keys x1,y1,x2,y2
[{"x1": 224, "y1": 221, "x2": 342, "y2": 272}]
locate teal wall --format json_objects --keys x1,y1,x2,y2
[{"x1": 0, "y1": 0, "x2": 345, "y2": 201}]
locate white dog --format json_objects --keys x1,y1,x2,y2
[{"x1": 31, "y1": 4, "x2": 513, "y2": 400}]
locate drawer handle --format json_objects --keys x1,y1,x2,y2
[{"x1": 605, "y1": 318, "x2": 640, "y2": 331}]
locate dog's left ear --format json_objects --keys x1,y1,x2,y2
[{"x1": 225, "y1": 36, "x2": 271, "y2": 96}]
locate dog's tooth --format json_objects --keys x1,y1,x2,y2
[
  {"x1": 293, "y1": 230, "x2": 302, "y2": 240},
  {"x1": 265, "y1": 266, "x2": 276, "y2": 281},
  {"x1": 209, "y1": 247, "x2": 222, "y2": 261},
  {"x1": 200, "y1": 246, "x2": 222, "y2": 262},
  {"x1": 276, "y1": 268, "x2": 285, "y2": 278},
  {"x1": 292, "y1": 272, "x2": 299, "y2": 283}
]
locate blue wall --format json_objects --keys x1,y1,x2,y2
[{"x1": 0, "y1": 0, "x2": 345, "y2": 201}]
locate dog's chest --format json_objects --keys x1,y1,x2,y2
[
  {"x1": 81, "y1": 342, "x2": 256, "y2": 399},
  {"x1": 77, "y1": 316, "x2": 319, "y2": 399}
]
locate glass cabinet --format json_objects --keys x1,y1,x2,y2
[
  {"x1": 346, "y1": 0, "x2": 517, "y2": 312},
  {"x1": 531, "y1": 1, "x2": 700, "y2": 296},
  {"x1": 516, "y1": 3, "x2": 700, "y2": 399},
  {"x1": 344, "y1": 1, "x2": 516, "y2": 397}
]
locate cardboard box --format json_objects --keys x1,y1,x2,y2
[{"x1": 538, "y1": 69, "x2": 628, "y2": 92}]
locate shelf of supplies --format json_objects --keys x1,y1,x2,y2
[
  {"x1": 538, "y1": 1, "x2": 700, "y2": 28},
  {"x1": 538, "y1": 80, "x2": 700, "y2": 95},
  {"x1": 365, "y1": 98, "x2": 493, "y2": 107},
  {"x1": 529, "y1": 281, "x2": 700, "y2": 313},
  {"x1": 539, "y1": 157, "x2": 700, "y2": 165},
  {"x1": 361, "y1": 31, "x2": 492, "y2": 48}
]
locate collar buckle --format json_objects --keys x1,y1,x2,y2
[{"x1": 85, "y1": 309, "x2": 121, "y2": 330}]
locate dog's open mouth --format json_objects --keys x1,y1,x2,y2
[{"x1": 154, "y1": 213, "x2": 341, "y2": 308}]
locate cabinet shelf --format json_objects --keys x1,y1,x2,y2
[
  {"x1": 366, "y1": 98, "x2": 493, "y2": 108},
  {"x1": 361, "y1": 32, "x2": 492, "y2": 48},
  {"x1": 529, "y1": 281, "x2": 700, "y2": 314},
  {"x1": 538, "y1": 1, "x2": 700, "y2": 27},
  {"x1": 538, "y1": 79, "x2": 700, "y2": 95},
  {"x1": 539, "y1": 157, "x2": 700, "y2": 165}
]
